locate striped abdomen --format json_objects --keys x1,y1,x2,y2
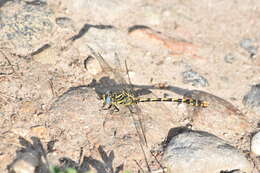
[{"x1": 135, "y1": 98, "x2": 208, "y2": 107}]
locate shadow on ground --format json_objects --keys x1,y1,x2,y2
[{"x1": 7, "y1": 137, "x2": 124, "y2": 173}]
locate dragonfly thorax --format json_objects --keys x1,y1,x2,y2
[{"x1": 102, "y1": 90, "x2": 137, "y2": 108}]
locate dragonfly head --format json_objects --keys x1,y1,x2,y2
[{"x1": 102, "y1": 91, "x2": 112, "y2": 107}]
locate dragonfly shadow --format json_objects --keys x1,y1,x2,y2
[
  {"x1": 87, "y1": 77, "x2": 152, "y2": 99},
  {"x1": 133, "y1": 84, "x2": 193, "y2": 97},
  {"x1": 87, "y1": 76, "x2": 206, "y2": 100},
  {"x1": 85, "y1": 45, "x2": 206, "y2": 100}
]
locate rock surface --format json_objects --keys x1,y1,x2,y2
[
  {"x1": 243, "y1": 84, "x2": 260, "y2": 114},
  {"x1": 163, "y1": 130, "x2": 253, "y2": 173},
  {"x1": 0, "y1": 0, "x2": 54, "y2": 56},
  {"x1": 251, "y1": 131, "x2": 260, "y2": 156}
]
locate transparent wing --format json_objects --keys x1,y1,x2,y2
[
  {"x1": 87, "y1": 45, "x2": 147, "y2": 146},
  {"x1": 87, "y1": 46, "x2": 127, "y2": 86}
]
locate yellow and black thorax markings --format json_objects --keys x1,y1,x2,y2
[{"x1": 103, "y1": 90, "x2": 137, "y2": 106}]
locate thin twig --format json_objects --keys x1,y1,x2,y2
[
  {"x1": 78, "y1": 147, "x2": 84, "y2": 165},
  {"x1": 134, "y1": 159, "x2": 145, "y2": 173},
  {"x1": 150, "y1": 150, "x2": 165, "y2": 173},
  {"x1": 140, "y1": 142, "x2": 151, "y2": 173},
  {"x1": 0, "y1": 50, "x2": 15, "y2": 75},
  {"x1": 48, "y1": 79, "x2": 56, "y2": 97}
]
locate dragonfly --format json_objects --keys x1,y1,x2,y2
[
  {"x1": 102, "y1": 90, "x2": 208, "y2": 110},
  {"x1": 87, "y1": 46, "x2": 208, "y2": 144},
  {"x1": 87, "y1": 45, "x2": 149, "y2": 147}
]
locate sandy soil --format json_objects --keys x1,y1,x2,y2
[{"x1": 0, "y1": 0, "x2": 259, "y2": 172}]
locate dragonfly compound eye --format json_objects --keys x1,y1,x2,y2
[{"x1": 104, "y1": 95, "x2": 112, "y2": 105}]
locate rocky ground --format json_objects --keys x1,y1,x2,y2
[{"x1": 0, "y1": 0, "x2": 260, "y2": 173}]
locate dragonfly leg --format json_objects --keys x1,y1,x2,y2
[
  {"x1": 107, "y1": 105, "x2": 119, "y2": 114},
  {"x1": 102, "y1": 103, "x2": 111, "y2": 110},
  {"x1": 113, "y1": 105, "x2": 120, "y2": 112}
]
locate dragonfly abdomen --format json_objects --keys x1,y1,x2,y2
[
  {"x1": 137, "y1": 98, "x2": 175, "y2": 102},
  {"x1": 135, "y1": 97, "x2": 208, "y2": 107}
]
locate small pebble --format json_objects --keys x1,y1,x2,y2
[
  {"x1": 55, "y1": 17, "x2": 74, "y2": 29},
  {"x1": 243, "y1": 84, "x2": 260, "y2": 114},
  {"x1": 224, "y1": 53, "x2": 235, "y2": 63},
  {"x1": 240, "y1": 38, "x2": 257, "y2": 58},
  {"x1": 251, "y1": 131, "x2": 260, "y2": 156},
  {"x1": 84, "y1": 55, "x2": 102, "y2": 75},
  {"x1": 182, "y1": 70, "x2": 208, "y2": 87}
]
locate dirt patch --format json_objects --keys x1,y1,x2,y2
[{"x1": 1, "y1": 0, "x2": 259, "y2": 172}]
